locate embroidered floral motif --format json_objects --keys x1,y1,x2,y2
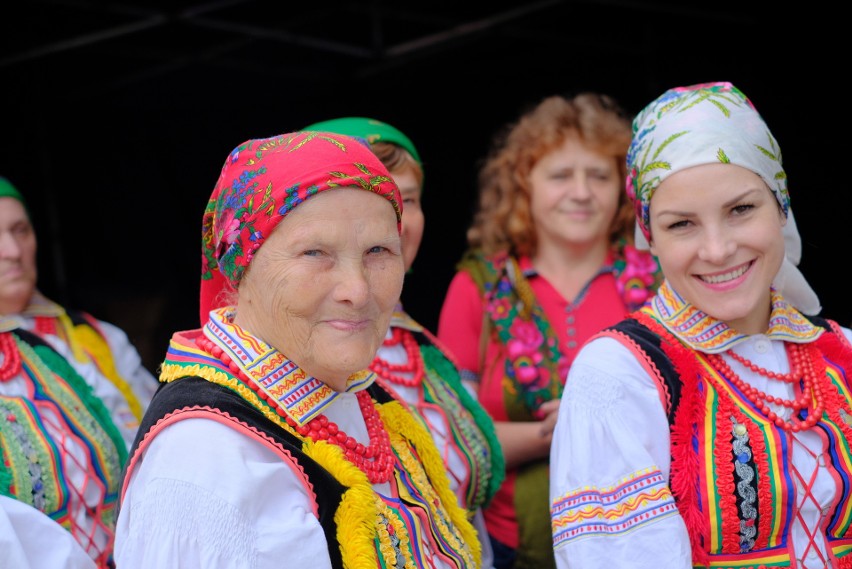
[
  {"x1": 0, "y1": 401, "x2": 49, "y2": 510},
  {"x1": 461, "y1": 242, "x2": 662, "y2": 415},
  {"x1": 376, "y1": 509, "x2": 412, "y2": 568},
  {"x1": 506, "y1": 319, "x2": 547, "y2": 388},
  {"x1": 614, "y1": 244, "x2": 660, "y2": 308}
]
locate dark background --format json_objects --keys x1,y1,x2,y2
[{"x1": 1, "y1": 1, "x2": 844, "y2": 372}]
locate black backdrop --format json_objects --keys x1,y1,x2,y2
[{"x1": 1, "y1": 2, "x2": 845, "y2": 372}]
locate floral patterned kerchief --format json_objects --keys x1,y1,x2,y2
[
  {"x1": 626, "y1": 81, "x2": 788, "y2": 240},
  {"x1": 625, "y1": 81, "x2": 820, "y2": 315},
  {"x1": 199, "y1": 131, "x2": 402, "y2": 324}
]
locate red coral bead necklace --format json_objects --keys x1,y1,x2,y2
[
  {"x1": 707, "y1": 342, "x2": 825, "y2": 432},
  {"x1": 369, "y1": 327, "x2": 424, "y2": 387},
  {"x1": 0, "y1": 332, "x2": 21, "y2": 382},
  {"x1": 195, "y1": 335, "x2": 394, "y2": 484}
]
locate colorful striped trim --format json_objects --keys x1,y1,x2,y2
[
  {"x1": 651, "y1": 282, "x2": 822, "y2": 354},
  {"x1": 157, "y1": 335, "x2": 480, "y2": 568},
  {"x1": 551, "y1": 468, "x2": 678, "y2": 548},
  {"x1": 166, "y1": 308, "x2": 378, "y2": 426}
]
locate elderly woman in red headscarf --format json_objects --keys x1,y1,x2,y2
[{"x1": 114, "y1": 132, "x2": 479, "y2": 568}]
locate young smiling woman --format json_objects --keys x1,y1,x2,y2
[{"x1": 549, "y1": 82, "x2": 852, "y2": 569}]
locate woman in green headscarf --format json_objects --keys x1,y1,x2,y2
[
  {"x1": 0, "y1": 176, "x2": 153, "y2": 567},
  {"x1": 0, "y1": 177, "x2": 157, "y2": 448},
  {"x1": 305, "y1": 117, "x2": 506, "y2": 569}
]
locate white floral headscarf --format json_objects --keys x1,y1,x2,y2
[{"x1": 626, "y1": 81, "x2": 820, "y2": 315}]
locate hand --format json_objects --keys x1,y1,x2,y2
[{"x1": 536, "y1": 399, "x2": 560, "y2": 438}]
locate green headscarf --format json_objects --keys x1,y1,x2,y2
[
  {"x1": 0, "y1": 177, "x2": 30, "y2": 219},
  {"x1": 0, "y1": 177, "x2": 25, "y2": 204},
  {"x1": 302, "y1": 117, "x2": 422, "y2": 167}
]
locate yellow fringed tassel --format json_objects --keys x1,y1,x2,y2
[
  {"x1": 333, "y1": 484, "x2": 379, "y2": 568},
  {"x1": 305, "y1": 439, "x2": 379, "y2": 569},
  {"x1": 380, "y1": 400, "x2": 482, "y2": 568},
  {"x1": 166, "y1": 363, "x2": 481, "y2": 568},
  {"x1": 160, "y1": 362, "x2": 230, "y2": 384}
]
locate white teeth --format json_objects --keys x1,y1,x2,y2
[{"x1": 701, "y1": 264, "x2": 748, "y2": 284}]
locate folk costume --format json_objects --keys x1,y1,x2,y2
[
  {"x1": 438, "y1": 240, "x2": 660, "y2": 567},
  {"x1": 6, "y1": 290, "x2": 157, "y2": 448},
  {"x1": 375, "y1": 306, "x2": 505, "y2": 568},
  {"x1": 549, "y1": 82, "x2": 849, "y2": 569},
  {"x1": 115, "y1": 132, "x2": 479, "y2": 568},
  {"x1": 0, "y1": 177, "x2": 148, "y2": 568},
  {"x1": 304, "y1": 116, "x2": 506, "y2": 568},
  {"x1": 0, "y1": 323, "x2": 127, "y2": 568}
]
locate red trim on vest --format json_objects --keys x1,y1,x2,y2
[
  {"x1": 590, "y1": 327, "x2": 672, "y2": 415},
  {"x1": 121, "y1": 406, "x2": 318, "y2": 517}
]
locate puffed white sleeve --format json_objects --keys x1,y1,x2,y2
[
  {"x1": 0, "y1": 495, "x2": 96, "y2": 569},
  {"x1": 549, "y1": 337, "x2": 692, "y2": 569},
  {"x1": 115, "y1": 418, "x2": 333, "y2": 569}
]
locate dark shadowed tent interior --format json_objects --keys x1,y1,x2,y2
[{"x1": 0, "y1": 1, "x2": 843, "y2": 372}]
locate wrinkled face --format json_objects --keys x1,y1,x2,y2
[
  {"x1": 393, "y1": 167, "x2": 424, "y2": 272},
  {"x1": 0, "y1": 197, "x2": 37, "y2": 314},
  {"x1": 529, "y1": 135, "x2": 621, "y2": 253},
  {"x1": 234, "y1": 189, "x2": 404, "y2": 391},
  {"x1": 649, "y1": 163, "x2": 786, "y2": 335}
]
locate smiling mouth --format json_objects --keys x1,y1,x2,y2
[
  {"x1": 326, "y1": 319, "x2": 370, "y2": 332},
  {"x1": 698, "y1": 261, "x2": 752, "y2": 284}
]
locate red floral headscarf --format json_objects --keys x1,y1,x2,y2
[{"x1": 199, "y1": 131, "x2": 402, "y2": 324}]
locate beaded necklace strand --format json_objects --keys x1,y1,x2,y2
[
  {"x1": 195, "y1": 335, "x2": 395, "y2": 484},
  {"x1": 707, "y1": 342, "x2": 825, "y2": 432},
  {"x1": 0, "y1": 332, "x2": 21, "y2": 381},
  {"x1": 369, "y1": 327, "x2": 424, "y2": 387}
]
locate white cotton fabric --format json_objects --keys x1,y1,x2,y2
[
  {"x1": 549, "y1": 327, "x2": 852, "y2": 569},
  {"x1": 0, "y1": 495, "x2": 96, "y2": 569},
  {"x1": 115, "y1": 390, "x2": 463, "y2": 569}
]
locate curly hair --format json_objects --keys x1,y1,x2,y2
[{"x1": 466, "y1": 92, "x2": 634, "y2": 257}]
